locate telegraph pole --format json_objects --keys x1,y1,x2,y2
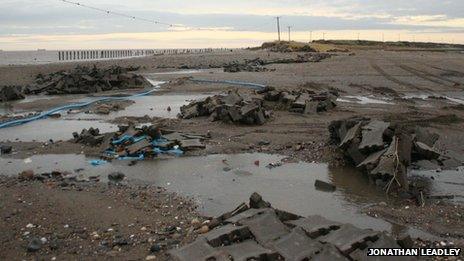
[
  {"x1": 276, "y1": 17, "x2": 281, "y2": 41},
  {"x1": 288, "y1": 26, "x2": 292, "y2": 41},
  {"x1": 309, "y1": 31, "x2": 312, "y2": 42}
]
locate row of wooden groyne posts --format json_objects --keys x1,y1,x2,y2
[{"x1": 58, "y1": 48, "x2": 233, "y2": 61}]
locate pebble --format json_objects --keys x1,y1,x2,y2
[
  {"x1": 27, "y1": 238, "x2": 42, "y2": 252},
  {"x1": 145, "y1": 255, "x2": 157, "y2": 260},
  {"x1": 19, "y1": 170, "x2": 34, "y2": 180},
  {"x1": 150, "y1": 244, "x2": 162, "y2": 253},
  {"x1": 199, "y1": 225, "x2": 209, "y2": 234}
]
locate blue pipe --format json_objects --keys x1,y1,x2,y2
[
  {"x1": 190, "y1": 78, "x2": 267, "y2": 90},
  {"x1": 0, "y1": 87, "x2": 160, "y2": 129}
]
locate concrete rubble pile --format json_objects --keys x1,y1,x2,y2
[
  {"x1": 179, "y1": 90, "x2": 271, "y2": 125},
  {"x1": 0, "y1": 85, "x2": 25, "y2": 102},
  {"x1": 169, "y1": 193, "x2": 413, "y2": 261},
  {"x1": 224, "y1": 58, "x2": 270, "y2": 73},
  {"x1": 224, "y1": 54, "x2": 331, "y2": 73},
  {"x1": 329, "y1": 117, "x2": 464, "y2": 190},
  {"x1": 262, "y1": 87, "x2": 338, "y2": 114},
  {"x1": 25, "y1": 65, "x2": 151, "y2": 95},
  {"x1": 83, "y1": 124, "x2": 209, "y2": 160}
]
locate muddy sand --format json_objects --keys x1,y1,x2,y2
[{"x1": 1, "y1": 48, "x2": 464, "y2": 259}]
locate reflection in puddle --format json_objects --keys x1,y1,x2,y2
[
  {"x1": 0, "y1": 119, "x2": 116, "y2": 142},
  {"x1": 411, "y1": 168, "x2": 464, "y2": 203},
  {"x1": 0, "y1": 153, "x2": 436, "y2": 239},
  {"x1": 63, "y1": 93, "x2": 211, "y2": 120}
]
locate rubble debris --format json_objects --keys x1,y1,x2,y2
[
  {"x1": 224, "y1": 58, "x2": 271, "y2": 73},
  {"x1": 329, "y1": 117, "x2": 464, "y2": 192},
  {"x1": 25, "y1": 65, "x2": 151, "y2": 95},
  {"x1": 223, "y1": 54, "x2": 331, "y2": 73},
  {"x1": 169, "y1": 193, "x2": 408, "y2": 261},
  {"x1": 80, "y1": 124, "x2": 208, "y2": 162},
  {"x1": 0, "y1": 86, "x2": 25, "y2": 102},
  {"x1": 73, "y1": 127, "x2": 105, "y2": 146},
  {"x1": 108, "y1": 172, "x2": 125, "y2": 183},
  {"x1": 314, "y1": 180, "x2": 336, "y2": 192},
  {"x1": 179, "y1": 88, "x2": 337, "y2": 124},
  {"x1": 179, "y1": 90, "x2": 271, "y2": 125},
  {"x1": 0, "y1": 144, "x2": 12, "y2": 154},
  {"x1": 260, "y1": 41, "x2": 317, "y2": 53}
]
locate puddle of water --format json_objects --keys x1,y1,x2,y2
[
  {"x1": 0, "y1": 152, "x2": 437, "y2": 239},
  {"x1": 0, "y1": 119, "x2": 116, "y2": 142},
  {"x1": 144, "y1": 70, "x2": 207, "y2": 76},
  {"x1": 63, "y1": 93, "x2": 210, "y2": 120},
  {"x1": 337, "y1": 95, "x2": 394, "y2": 105},
  {"x1": 404, "y1": 92, "x2": 464, "y2": 105},
  {"x1": 411, "y1": 168, "x2": 464, "y2": 202}
]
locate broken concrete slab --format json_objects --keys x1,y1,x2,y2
[
  {"x1": 358, "y1": 120, "x2": 390, "y2": 152},
  {"x1": 304, "y1": 100, "x2": 319, "y2": 114},
  {"x1": 414, "y1": 127, "x2": 439, "y2": 147},
  {"x1": 318, "y1": 224, "x2": 379, "y2": 255},
  {"x1": 414, "y1": 141, "x2": 441, "y2": 160},
  {"x1": 271, "y1": 227, "x2": 323, "y2": 260},
  {"x1": 286, "y1": 215, "x2": 341, "y2": 238},
  {"x1": 249, "y1": 192, "x2": 271, "y2": 209},
  {"x1": 168, "y1": 238, "x2": 217, "y2": 261},
  {"x1": 357, "y1": 148, "x2": 387, "y2": 169},
  {"x1": 125, "y1": 139, "x2": 151, "y2": 155},
  {"x1": 202, "y1": 224, "x2": 252, "y2": 247},
  {"x1": 172, "y1": 193, "x2": 411, "y2": 261},
  {"x1": 225, "y1": 208, "x2": 273, "y2": 224},
  {"x1": 220, "y1": 240, "x2": 277, "y2": 261},
  {"x1": 339, "y1": 122, "x2": 362, "y2": 148},
  {"x1": 240, "y1": 211, "x2": 290, "y2": 247},
  {"x1": 179, "y1": 139, "x2": 206, "y2": 151}
]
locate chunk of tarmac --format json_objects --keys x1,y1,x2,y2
[{"x1": 168, "y1": 193, "x2": 407, "y2": 261}]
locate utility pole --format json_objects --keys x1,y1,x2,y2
[
  {"x1": 357, "y1": 32, "x2": 360, "y2": 41},
  {"x1": 309, "y1": 31, "x2": 312, "y2": 42},
  {"x1": 275, "y1": 17, "x2": 281, "y2": 42},
  {"x1": 287, "y1": 26, "x2": 292, "y2": 42},
  {"x1": 323, "y1": 32, "x2": 326, "y2": 40},
  {"x1": 382, "y1": 33, "x2": 384, "y2": 42}
]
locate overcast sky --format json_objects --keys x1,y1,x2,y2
[{"x1": 1, "y1": 0, "x2": 463, "y2": 50}]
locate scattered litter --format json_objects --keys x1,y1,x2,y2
[{"x1": 89, "y1": 160, "x2": 108, "y2": 166}]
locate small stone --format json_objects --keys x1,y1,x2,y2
[
  {"x1": 145, "y1": 255, "x2": 157, "y2": 260},
  {"x1": 27, "y1": 238, "x2": 42, "y2": 252},
  {"x1": 19, "y1": 170, "x2": 34, "y2": 180},
  {"x1": 199, "y1": 225, "x2": 209, "y2": 234},
  {"x1": 150, "y1": 244, "x2": 163, "y2": 253},
  {"x1": 108, "y1": 172, "x2": 125, "y2": 183}
]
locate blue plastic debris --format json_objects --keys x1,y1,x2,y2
[{"x1": 89, "y1": 159, "x2": 108, "y2": 166}]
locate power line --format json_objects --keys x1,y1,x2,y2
[{"x1": 59, "y1": 0, "x2": 205, "y2": 30}]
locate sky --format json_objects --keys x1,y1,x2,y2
[{"x1": 1, "y1": 0, "x2": 463, "y2": 50}]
